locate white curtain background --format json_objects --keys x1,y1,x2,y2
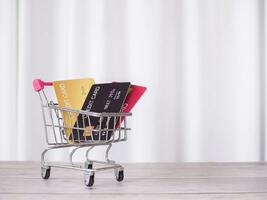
[{"x1": 0, "y1": 0, "x2": 266, "y2": 162}]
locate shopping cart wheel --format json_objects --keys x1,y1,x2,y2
[
  {"x1": 41, "y1": 166, "x2": 51, "y2": 179},
  {"x1": 85, "y1": 161, "x2": 93, "y2": 169},
  {"x1": 84, "y1": 173, "x2": 94, "y2": 187},
  {"x1": 115, "y1": 169, "x2": 124, "y2": 182}
]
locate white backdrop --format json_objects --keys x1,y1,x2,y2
[{"x1": 0, "y1": 0, "x2": 266, "y2": 162}]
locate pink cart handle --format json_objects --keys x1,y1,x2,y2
[{"x1": 33, "y1": 79, "x2": 53, "y2": 92}]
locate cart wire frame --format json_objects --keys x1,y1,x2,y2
[{"x1": 33, "y1": 79, "x2": 132, "y2": 187}]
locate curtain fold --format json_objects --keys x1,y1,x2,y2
[
  {"x1": 0, "y1": 0, "x2": 265, "y2": 162},
  {"x1": 0, "y1": 0, "x2": 18, "y2": 160}
]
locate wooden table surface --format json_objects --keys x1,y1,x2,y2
[{"x1": 1, "y1": 162, "x2": 267, "y2": 199}]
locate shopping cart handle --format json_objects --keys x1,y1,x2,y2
[{"x1": 33, "y1": 79, "x2": 53, "y2": 92}]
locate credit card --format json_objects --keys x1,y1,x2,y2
[
  {"x1": 70, "y1": 82, "x2": 131, "y2": 141},
  {"x1": 53, "y1": 78, "x2": 95, "y2": 142},
  {"x1": 116, "y1": 85, "x2": 147, "y2": 128}
]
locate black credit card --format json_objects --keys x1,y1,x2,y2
[{"x1": 70, "y1": 82, "x2": 131, "y2": 141}]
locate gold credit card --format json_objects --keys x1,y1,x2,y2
[{"x1": 53, "y1": 78, "x2": 95, "y2": 142}]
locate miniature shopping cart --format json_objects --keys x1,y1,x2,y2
[{"x1": 33, "y1": 79, "x2": 132, "y2": 187}]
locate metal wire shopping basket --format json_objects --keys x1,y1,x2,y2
[{"x1": 33, "y1": 79, "x2": 132, "y2": 187}]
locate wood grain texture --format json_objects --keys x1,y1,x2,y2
[{"x1": 1, "y1": 162, "x2": 267, "y2": 199}]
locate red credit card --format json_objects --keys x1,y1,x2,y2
[{"x1": 116, "y1": 85, "x2": 147, "y2": 128}]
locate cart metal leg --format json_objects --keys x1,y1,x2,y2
[
  {"x1": 69, "y1": 146, "x2": 82, "y2": 166},
  {"x1": 40, "y1": 143, "x2": 124, "y2": 187}
]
